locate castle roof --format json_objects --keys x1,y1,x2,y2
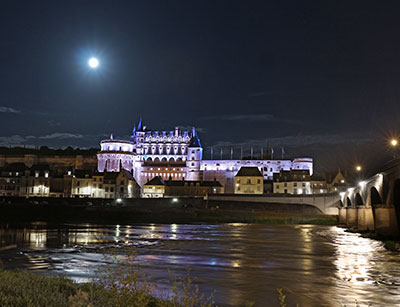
[
  {"x1": 189, "y1": 134, "x2": 202, "y2": 147},
  {"x1": 235, "y1": 167, "x2": 263, "y2": 177}
]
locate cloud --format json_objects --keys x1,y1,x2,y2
[
  {"x1": 38, "y1": 133, "x2": 84, "y2": 140},
  {"x1": 177, "y1": 126, "x2": 206, "y2": 133},
  {"x1": 201, "y1": 114, "x2": 274, "y2": 121},
  {"x1": 0, "y1": 135, "x2": 27, "y2": 145},
  {"x1": 48, "y1": 120, "x2": 61, "y2": 127},
  {"x1": 0, "y1": 107, "x2": 20, "y2": 113}
]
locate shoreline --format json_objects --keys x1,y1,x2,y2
[{"x1": 0, "y1": 201, "x2": 337, "y2": 225}]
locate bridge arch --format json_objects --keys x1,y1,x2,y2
[
  {"x1": 346, "y1": 197, "x2": 352, "y2": 208},
  {"x1": 355, "y1": 193, "x2": 364, "y2": 207},
  {"x1": 370, "y1": 186, "x2": 382, "y2": 207},
  {"x1": 393, "y1": 179, "x2": 400, "y2": 232},
  {"x1": 161, "y1": 157, "x2": 167, "y2": 162},
  {"x1": 146, "y1": 157, "x2": 152, "y2": 162}
]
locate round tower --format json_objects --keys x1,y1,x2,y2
[{"x1": 186, "y1": 127, "x2": 203, "y2": 181}]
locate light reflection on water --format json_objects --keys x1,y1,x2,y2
[{"x1": 0, "y1": 223, "x2": 400, "y2": 306}]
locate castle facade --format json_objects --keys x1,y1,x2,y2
[{"x1": 97, "y1": 119, "x2": 313, "y2": 192}]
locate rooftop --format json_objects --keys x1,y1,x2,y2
[{"x1": 235, "y1": 167, "x2": 263, "y2": 177}]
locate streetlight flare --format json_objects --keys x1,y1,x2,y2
[
  {"x1": 391, "y1": 139, "x2": 398, "y2": 147},
  {"x1": 356, "y1": 165, "x2": 362, "y2": 172}
]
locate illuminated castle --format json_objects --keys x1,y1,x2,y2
[{"x1": 97, "y1": 119, "x2": 313, "y2": 192}]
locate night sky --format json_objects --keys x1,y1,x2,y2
[{"x1": 1, "y1": 1, "x2": 400, "y2": 172}]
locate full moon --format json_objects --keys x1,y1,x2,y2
[{"x1": 88, "y1": 57, "x2": 99, "y2": 68}]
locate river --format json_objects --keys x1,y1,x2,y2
[{"x1": 0, "y1": 223, "x2": 399, "y2": 306}]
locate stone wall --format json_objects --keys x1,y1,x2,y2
[{"x1": 0, "y1": 154, "x2": 97, "y2": 171}]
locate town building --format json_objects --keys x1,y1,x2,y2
[
  {"x1": 142, "y1": 176, "x2": 224, "y2": 198},
  {"x1": 324, "y1": 169, "x2": 348, "y2": 192},
  {"x1": 310, "y1": 174, "x2": 328, "y2": 194},
  {"x1": 0, "y1": 163, "x2": 140, "y2": 199},
  {"x1": 142, "y1": 176, "x2": 166, "y2": 198},
  {"x1": 273, "y1": 170, "x2": 312, "y2": 195},
  {"x1": 234, "y1": 167, "x2": 264, "y2": 194},
  {"x1": 0, "y1": 163, "x2": 27, "y2": 196},
  {"x1": 97, "y1": 119, "x2": 314, "y2": 192},
  {"x1": 26, "y1": 164, "x2": 51, "y2": 197}
]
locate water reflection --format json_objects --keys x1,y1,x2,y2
[{"x1": 0, "y1": 223, "x2": 400, "y2": 306}]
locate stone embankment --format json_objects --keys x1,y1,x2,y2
[{"x1": 0, "y1": 196, "x2": 336, "y2": 225}]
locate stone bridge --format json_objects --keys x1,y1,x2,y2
[
  {"x1": 339, "y1": 161, "x2": 400, "y2": 237},
  {"x1": 206, "y1": 193, "x2": 341, "y2": 215}
]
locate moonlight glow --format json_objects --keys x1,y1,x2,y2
[{"x1": 88, "y1": 57, "x2": 99, "y2": 68}]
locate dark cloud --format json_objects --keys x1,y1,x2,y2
[
  {"x1": 0, "y1": 107, "x2": 20, "y2": 113},
  {"x1": 38, "y1": 133, "x2": 84, "y2": 140},
  {"x1": 201, "y1": 114, "x2": 274, "y2": 121}
]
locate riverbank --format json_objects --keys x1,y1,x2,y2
[
  {"x1": 0, "y1": 268, "x2": 216, "y2": 307},
  {"x1": 0, "y1": 200, "x2": 337, "y2": 225}
]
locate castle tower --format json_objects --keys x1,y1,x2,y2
[{"x1": 186, "y1": 127, "x2": 203, "y2": 180}]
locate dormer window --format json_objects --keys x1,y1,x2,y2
[
  {"x1": 45, "y1": 172, "x2": 49, "y2": 178},
  {"x1": 35, "y1": 172, "x2": 39, "y2": 178}
]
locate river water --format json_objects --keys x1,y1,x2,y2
[{"x1": 0, "y1": 223, "x2": 399, "y2": 306}]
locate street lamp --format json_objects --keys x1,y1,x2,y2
[
  {"x1": 355, "y1": 165, "x2": 362, "y2": 172},
  {"x1": 390, "y1": 139, "x2": 398, "y2": 147}
]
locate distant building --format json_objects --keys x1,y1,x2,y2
[
  {"x1": 273, "y1": 170, "x2": 312, "y2": 195},
  {"x1": 142, "y1": 176, "x2": 224, "y2": 198},
  {"x1": 234, "y1": 167, "x2": 264, "y2": 194}
]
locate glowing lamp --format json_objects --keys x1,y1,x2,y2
[
  {"x1": 391, "y1": 139, "x2": 398, "y2": 147},
  {"x1": 355, "y1": 165, "x2": 362, "y2": 172}
]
